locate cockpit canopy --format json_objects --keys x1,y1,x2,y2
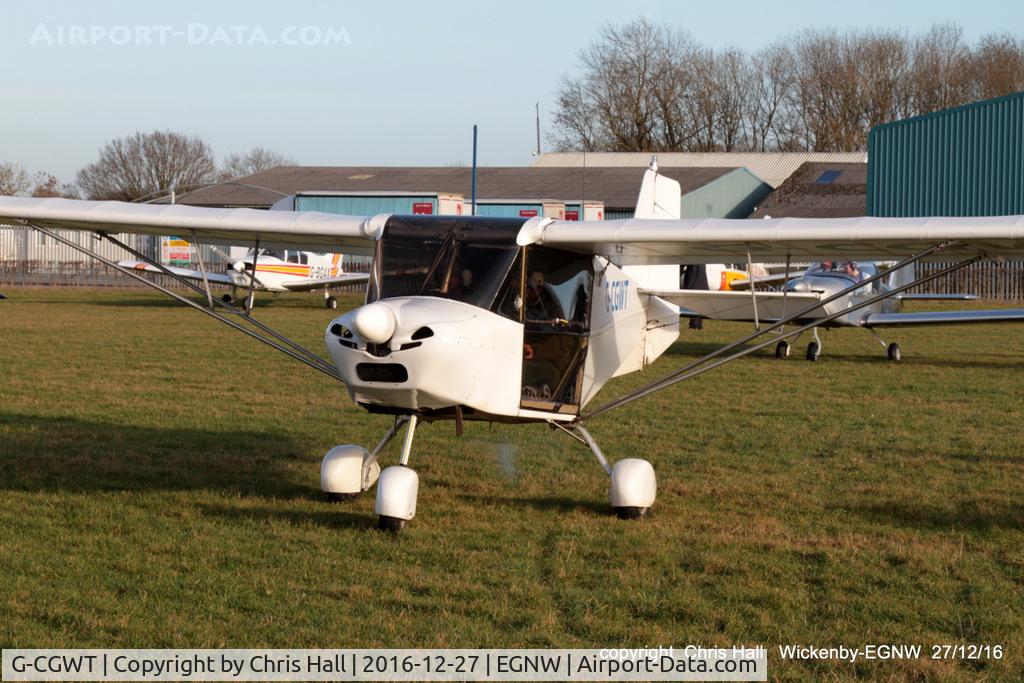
[{"x1": 806, "y1": 260, "x2": 877, "y2": 281}]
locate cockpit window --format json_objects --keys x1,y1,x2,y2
[{"x1": 368, "y1": 216, "x2": 521, "y2": 310}]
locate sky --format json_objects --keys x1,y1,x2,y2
[{"x1": 2, "y1": 0, "x2": 1022, "y2": 182}]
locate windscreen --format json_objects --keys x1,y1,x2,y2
[{"x1": 368, "y1": 216, "x2": 522, "y2": 310}]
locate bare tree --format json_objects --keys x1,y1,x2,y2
[
  {"x1": 30, "y1": 172, "x2": 79, "y2": 198},
  {"x1": 76, "y1": 130, "x2": 216, "y2": 201},
  {"x1": 972, "y1": 33, "x2": 1024, "y2": 100},
  {"x1": 218, "y1": 147, "x2": 294, "y2": 181},
  {"x1": 0, "y1": 162, "x2": 30, "y2": 196},
  {"x1": 908, "y1": 24, "x2": 974, "y2": 115},
  {"x1": 554, "y1": 21, "x2": 1024, "y2": 154},
  {"x1": 748, "y1": 43, "x2": 798, "y2": 152}
]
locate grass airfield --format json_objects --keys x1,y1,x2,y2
[{"x1": 1, "y1": 287, "x2": 1022, "y2": 680}]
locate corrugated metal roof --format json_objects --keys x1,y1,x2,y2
[
  {"x1": 748, "y1": 162, "x2": 867, "y2": 218},
  {"x1": 175, "y1": 166, "x2": 735, "y2": 209},
  {"x1": 530, "y1": 152, "x2": 868, "y2": 189}
]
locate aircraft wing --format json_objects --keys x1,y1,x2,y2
[
  {"x1": 518, "y1": 215, "x2": 1024, "y2": 264},
  {"x1": 859, "y1": 308, "x2": 1024, "y2": 327},
  {"x1": 282, "y1": 273, "x2": 371, "y2": 292},
  {"x1": 117, "y1": 260, "x2": 236, "y2": 286},
  {"x1": 0, "y1": 196, "x2": 384, "y2": 255},
  {"x1": 642, "y1": 288, "x2": 825, "y2": 322}
]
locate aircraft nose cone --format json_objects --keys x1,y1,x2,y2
[{"x1": 352, "y1": 303, "x2": 396, "y2": 343}]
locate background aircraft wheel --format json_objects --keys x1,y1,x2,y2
[
  {"x1": 775, "y1": 340, "x2": 790, "y2": 358},
  {"x1": 326, "y1": 491, "x2": 359, "y2": 503},
  {"x1": 614, "y1": 506, "x2": 650, "y2": 520},
  {"x1": 378, "y1": 515, "x2": 406, "y2": 532},
  {"x1": 326, "y1": 296, "x2": 338, "y2": 310},
  {"x1": 806, "y1": 341, "x2": 821, "y2": 362},
  {"x1": 221, "y1": 293, "x2": 235, "y2": 305},
  {"x1": 887, "y1": 342, "x2": 902, "y2": 362}
]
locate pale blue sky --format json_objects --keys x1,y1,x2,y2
[{"x1": 2, "y1": 0, "x2": 1022, "y2": 181}]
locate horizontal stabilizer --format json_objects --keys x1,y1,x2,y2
[
  {"x1": 641, "y1": 288, "x2": 823, "y2": 322},
  {"x1": 116, "y1": 260, "x2": 235, "y2": 286}
]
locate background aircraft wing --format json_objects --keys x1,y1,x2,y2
[
  {"x1": 860, "y1": 308, "x2": 1024, "y2": 327},
  {"x1": 518, "y1": 215, "x2": 1024, "y2": 264},
  {"x1": 116, "y1": 260, "x2": 236, "y2": 286},
  {"x1": 641, "y1": 288, "x2": 825, "y2": 321},
  {"x1": 282, "y1": 273, "x2": 371, "y2": 292},
  {"x1": 894, "y1": 293, "x2": 978, "y2": 301},
  {"x1": 0, "y1": 196, "x2": 384, "y2": 255}
]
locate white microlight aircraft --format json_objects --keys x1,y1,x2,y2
[
  {"x1": 119, "y1": 247, "x2": 369, "y2": 310},
  {"x1": 3, "y1": 171, "x2": 1024, "y2": 531}
]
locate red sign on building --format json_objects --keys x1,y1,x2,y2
[
  {"x1": 565, "y1": 210, "x2": 580, "y2": 221},
  {"x1": 412, "y1": 202, "x2": 434, "y2": 215},
  {"x1": 519, "y1": 209, "x2": 538, "y2": 217}
]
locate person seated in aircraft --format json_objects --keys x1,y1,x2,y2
[
  {"x1": 841, "y1": 261, "x2": 863, "y2": 280},
  {"x1": 525, "y1": 270, "x2": 565, "y2": 321}
]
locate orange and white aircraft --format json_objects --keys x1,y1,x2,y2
[{"x1": 119, "y1": 248, "x2": 369, "y2": 309}]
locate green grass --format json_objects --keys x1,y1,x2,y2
[{"x1": 1, "y1": 287, "x2": 1022, "y2": 681}]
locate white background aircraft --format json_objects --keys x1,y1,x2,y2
[
  {"x1": 2, "y1": 183, "x2": 1024, "y2": 531},
  {"x1": 119, "y1": 247, "x2": 369, "y2": 309}
]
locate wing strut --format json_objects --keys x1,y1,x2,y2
[
  {"x1": 99, "y1": 232, "x2": 337, "y2": 378},
  {"x1": 32, "y1": 225, "x2": 345, "y2": 383},
  {"x1": 581, "y1": 243, "x2": 977, "y2": 421}
]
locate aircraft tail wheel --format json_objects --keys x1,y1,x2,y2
[
  {"x1": 375, "y1": 465, "x2": 419, "y2": 531},
  {"x1": 320, "y1": 445, "x2": 370, "y2": 501},
  {"x1": 887, "y1": 342, "x2": 902, "y2": 362},
  {"x1": 326, "y1": 296, "x2": 338, "y2": 310},
  {"x1": 806, "y1": 341, "x2": 821, "y2": 362},
  {"x1": 610, "y1": 458, "x2": 656, "y2": 519},
  {"x1": 775, "y1": 340, "x2": 791, "y2": 359},
  {"x1": 221, "y1": 293, "x2": 235, "y2": 305}
]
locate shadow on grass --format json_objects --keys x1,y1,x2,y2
[
  {"x1": 197, "y1": 502, "x2": 375, "y2": 530},
  {"x1": 457, "y1": 493, "x2": 610, "y2": 516},
  {"x1": 846, "y1": 500, "x2": 1024, "y2": 531},
  {"x1": 0, "y1": 411, "x2": 313, "y2": 498}
]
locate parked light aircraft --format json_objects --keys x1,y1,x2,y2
[
  {"x1": 119, "y1": 247, "x2": 369, "y2": 309},
  {"x1": 3, "y1": 170, "x2": 1024, "y2": 531},
  {"x1": 649, "y1": 256, "x2": 1024, "y2": 362}
]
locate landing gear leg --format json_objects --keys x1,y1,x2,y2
[
  {"x1": 806, "y1": 327, "x2": 822, "y2": 362},
  {"x1": 375, "y1": 415, "x2": 419, "y2": 532},
  {"x1": 866, "y1": 327, "x2": 901, "y2": 362},
  {"x1": 570, "y1": 423, "x2": 656, "y2": 519}
]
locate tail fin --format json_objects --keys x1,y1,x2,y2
[{"x1": 633, "y1": 157, "x2": 681, "y2": 220}]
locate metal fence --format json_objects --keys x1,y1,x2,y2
[
  {"x1": 0, "y1": 259, "x2": 373, "y2": 293},
  {"x1": 913, "y1": 261, "x2": 1024, "y2": 301}
]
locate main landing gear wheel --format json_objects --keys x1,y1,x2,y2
[
  {"x1": 610, "y1": 458, "x2": 656, "y2": 520},
  {"x1": 887, "y1": 342, "x2": 902, "y2": 362},
  {"x1": 775, "y1": 340, "x2": 791, "y2": 359},
  {"x1": 378, "y1": 516, "x2": 406, "y2": 532},
  {"x1": 320, "y1": 445, "x2": 380, "y2": 502},
  {"x1": 325, "y1": 296, "x2": 338, "y2": 310},
  {"x1": 806, "y1": 341, "x2": 821, "y2": 362},
  {"x1": 221, "y1": 293, "x2": 235, "y2": 305}
]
